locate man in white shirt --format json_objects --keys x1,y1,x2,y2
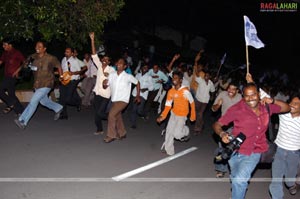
[
  {"x1": 81, "y1": 53, "x2": 98, "y2": 107},
  {"x1": 269, "y1": 95, "x2": 300, "y2": 198},
  {"x1": 59, "y1": 47, "x2": 87, "y2": 119},
  {"x1": 89, "y1": 32, "x2": 115, "y2": 135},
  {"x1": 102, "y1": 58, "x2": 140, "y2": 143},
  {"x1": 130, "y1": 64, "x2": 153, "y2": 129},
  {"x1": 144, "y1": 64, "x2": 169, "y2": 119},
  {"x1": 194, "y1": 70, "x2": 215, "y2": 134}
]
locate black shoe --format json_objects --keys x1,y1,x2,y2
[
  {"x1": 3, "y1": 106, "x2": 14, "y2": 114},
  {"x1": 77, "y1": 105, "x2": 81, "y2": 112},
  {"x1": 59, "y1": 115, "x2": 68, "y2": 120},
  {"x1": 180, "y1": 135, "x2": 190, "y2": 142},
  {"x1": 14, "y1": 119, "x2": 26, "y2": 129},
  {"x1": 130, "y1": 125, "x2": 136, "y2": 129}
]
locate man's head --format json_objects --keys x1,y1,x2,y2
[
  {"x1": 152, "y1": 64, "x2": 159, "y2": 73},
  {"x1": 73, "y1": 49, "x2": 78, "y2": 58},
  {"x1": 172, "y1": 71, "x2": 183, "y2": 87},
  {"x1": 64, "y1": 47, "x2": 74, "y2": 59},
  {"x1": 204, "y1": 71, "x2": 211, "y2": 81},
  {"x1": 35, "y1": 41, "x2": 47, "y2": 55},
  {"x1": 289, "y1": 94, "x2": 300, "y2": 116},
  {"x1": 84, "y1": 53, "x2": 90, "y2": 61},
  {"x1": 101, "y1": 56, "x2": 110, "y2": 67},
  {"x1": 227, "y1": 81, "x2": 239, "y2": 98},
  {"x1": 141, "y1": 64, "x2": 149, "y2": 75},
  {"x1": 2, "y1": 38, "x2": 13, "y2": 51},
  {"x1": 242, "y1": 82, "x2": 260, "y2": 109},
  {"x1": 115, "y1": 58, "x2": 127, "y2": 72}
]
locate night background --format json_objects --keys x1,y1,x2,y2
[
  {"x1": 1, "y1": 0, "x2": 299, "y2": 78},
  {"x1": 103, "y1": 0, "x2": 299, "y2": 77}
]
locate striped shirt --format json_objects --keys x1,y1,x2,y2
[{"x1": 275, "y1": 113, "x2": 300, "y2": 151}]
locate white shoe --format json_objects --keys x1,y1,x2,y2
[{"x1": 94, "y1": 131, "x2": 104, "y2": 135}]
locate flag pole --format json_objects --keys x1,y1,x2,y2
[
  {"x1": 246, "y1": 45, "x2": 249, "y2": 74},
  {"x1": 216, "y1": 63, "x2": 222, "y2": 78}
]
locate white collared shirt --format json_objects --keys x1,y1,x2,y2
[
  {"x1": 61, "y1": 56, "x2": 85, "y2": 80},
  {"x1": 108, "y1": 71, "x2": 138, "y2": 103},
  {"x1": 132, "y1": 72, "x2": 153, "y2": 99},
  {"x1": 92, "y1": 54, "x2": 115, "y2": 98},
  {"x1": 195, "y1": 76, "x2": 215, "y2": 103},
  {"x1": 147, "y1": 69, "x2": 169, "y2": 90}
]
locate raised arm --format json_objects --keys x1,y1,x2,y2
[
  {"x1": 89, "y1": 32, "x2": 96, "y2": 55},
  {"x1": 193, "y1": 49, "x2": 204, "y2": 69},
  {"x1": 166, "y1": 53, "x2": 180, "y2": 73}
]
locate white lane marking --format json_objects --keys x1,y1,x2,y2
[
  {"x1": 0, "y1": 178, "x2": 292, "y2": 182},
  {"x1": 112, "y1": 147, "x2": 198, "y2": 181}
]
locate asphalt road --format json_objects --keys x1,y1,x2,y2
[{"x1": 0, "y1": 103, "x2": 297, "y2": 199}]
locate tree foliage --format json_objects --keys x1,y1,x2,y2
[{"x1": 0, "y1": 0, "x2": 125, "y2": 50}]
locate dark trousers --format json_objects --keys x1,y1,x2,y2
[
  {"x1": 59, "y1": 80, "x2": 81, "y2": 117},
  {"x1": 144, "y1": 89, "x2": 159, "y2": 117},
  {"x1": 0, "y1": 76, "x2": 24, "y2": 114},
  {"x1": 94, "y1": 95, "x2": 110, "y2": 132},
  {"x1": 130, "y1": 96, "x2": 146, "y2": 126},
  {"x1": 194, "y1": 100, "x2": 208, "y2": 132}
]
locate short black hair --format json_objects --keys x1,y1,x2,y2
[
  {"x1": 242, "y1": 82, "x2": 259, "y2": 94},
  {"x1": 2, "y1": 37, "x2": 14, "y2": 45},
  {"x1": 118, "y1": 57, "x2": 127, "y2": 66},
  {"x1": 172, "y1": 70, "x2": 183, "y2": 80},
  {"x1": 228, "y1": 80, "x2": 240, "y2": 89},
  {"x1": 37, "y1": 40, "x2": 48, "y2": 48}
]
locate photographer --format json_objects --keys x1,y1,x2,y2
[{"x1": 212, "y1": 81, "x2": 290, "y2": 199}]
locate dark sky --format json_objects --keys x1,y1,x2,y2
[{"x1": 106, "y1": 0, "x2": 299, "y2": 74}]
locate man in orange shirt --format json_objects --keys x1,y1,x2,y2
[{"x1": 157, "y1": 71, "x2": 196, "y2": 155}]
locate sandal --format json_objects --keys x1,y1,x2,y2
[
  {"x1": 216, "y1": 171, "x2": 225, "y2": 178},
  {"x1": 3, "y1": 106, "x2": 13, "y2": 114}
]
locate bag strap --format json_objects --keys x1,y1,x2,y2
[{"x1": 265, "y1": 104, "x2": 274, "y2": 141}]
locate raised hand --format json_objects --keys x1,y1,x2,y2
[{"x1": 89, "y1": 32, "x2": 95, "y2": 40}]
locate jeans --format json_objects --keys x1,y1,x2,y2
[
  {"x1": 228, "y1": 152, "x2": 261, "y2": 199},
  {"x1": 19, "y1": 87, "x2": 63, "y2": 125},
  {"x1": 269, "y1": 147, "x2": 300, "y2": 199},
  {"x1": 215, "y1": 160, "x2": 228, "y2": 173}
]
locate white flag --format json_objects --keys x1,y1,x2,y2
[{"x1": 244, "y1": 15, "x2": 265, "y2": 49}]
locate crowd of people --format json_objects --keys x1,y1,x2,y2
[{"x1": 1, "y1": 35, "x2": 300, "y2": 199}]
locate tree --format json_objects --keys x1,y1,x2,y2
[{"x1": 0, "y1": 0, "x2": 125, "y2": 50}]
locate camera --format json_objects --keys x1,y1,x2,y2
[{"x1": 215, "y1": 132, "x2": 246, "y2": 162}]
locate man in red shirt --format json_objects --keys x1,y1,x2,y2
[
  {"x1": 0, "y1": 38, "x2": 25, "y2": 115},
  {"x1": 212, "y1": 82, "x2": 290, "y2": 199}
]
